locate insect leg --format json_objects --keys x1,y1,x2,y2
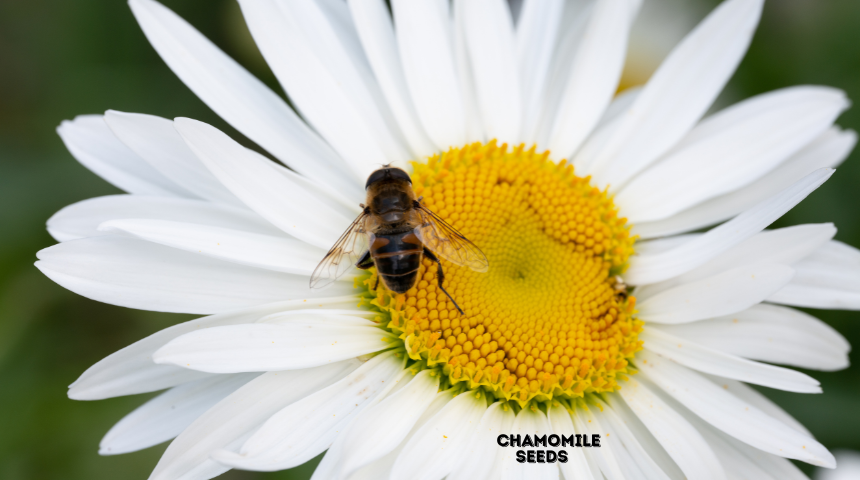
[
  {"x1": 354, "y1": 250, "x2": 381, "y2": 291},
  {"x1": 355, "y1": 250, "x2": 374, "y2": 269},
  {"x1": 424, "y1": 248, "x2": 465, "y2": 316}
]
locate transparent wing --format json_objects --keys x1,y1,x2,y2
[
  {"x1": 309, "y1": 211, "x2": 369, "y2": 289},
  {"x1": 414, "y1": 203, "x2": 489, "y2": 273}
]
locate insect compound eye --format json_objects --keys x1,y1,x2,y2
[
  {"x1": 387, "y1": 167, "x2": 412, "y2": 184},
  {"x1": 365, "y1": 167, "x2": 412, "y2": 189},
  {"x1": 365, "y1": 169, "x2": 387, "y2": 189}
]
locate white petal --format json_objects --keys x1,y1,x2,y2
[
  {"x1": 258, "y1": 308, "x2": 377, "y2": 325},
  {"x1": 237, "y1": 0, "x2": 407, "y2": 181},
  {"x1": 46, "y1": 194, "x2": 281, "y2": 243},
  {"x1": 516, "y1": 0, "x2": 563, "y2": 144},
  {"x1": 701, "y1": 430, "x2": 774, "y2": 479},
  {"x1": 461, "y1": 0, "x2": 521, "y2": 144},
  {"x1": 99, "y1": 374, "x2": 256, "y2": 455},
  {"x1": 817, "y1": 450, "x2": 860, "y2": 480},
  {"x1": 617, "y1": 86, "x2": 849, "y2": 222},
  {"x1": 310, "y1": 390, "x2": 455, "y2": 480},
  {"x1": 547, "y1": 0, "x2": 640, "y2": 159},
  {"x1": 589, "y1": 0, "x2": 764, "y2": 189},
  {"x1": 451, "y1": 0, "x2": 485, "y2": 144},
  {"x1": 574, "y1": 86, "x2": 645, "y2": 174},
  {"x1": 769, "y1": 240, "x2": 860, "y2": 310},
  {"x1": 57, "y1": 115, "x2": 183, "y2": 197},
  {"x1": 534, "y1": 0, "x2": 594, "y2": 149},
  {"x1": 572, "y1": 410, "x2": 623, "y2": 480},
  {"x1": 618, "y1": 377, "x2": 726, "y2": 480},
  {"x1": 653, "y1": 304, "x2": 849, "y2": 371},
  {"x1": 636, "y1": 223, "x2": 836, "y2": 299},
  {"x1": 725, "y1": 437, "x2": 811, "y2": 479},
  {"x1": 602, "y1": 394, "x2": 686, "y2": 480},
  {"x1": 597, "y1": 86, "x2": 642, "y2": 130},
  {"x1": 347, "y1": 0, "x2": 436, "y2": 157},
  {"x1": 654, "y1": 386, "x2": 810, "y2": 479},
  {"x1": 635, "y1": 350, "x2": 835, "y2": 467},
  {"x1": 391, "y1": 0, "x2": 466, "y2": 150},
  {"x1": 36, "y1": 236, "x2": 348, "y2": 315},
  {"x1": 570, "y1": 113, "x2": 620, "y2": 173},
  {"x1": 633, "y1": 127, "x2": 856, "y2": 239},
  {"x1": 625, "y1": 168, "x2": 833, "y2": 285},
  {"x1": 390, "y1": 389, "x2": 488, "y2": 480},
  {"x1": 591, "y1": 400, "x2": 678, "y2": 480},
  {"x1": 685, "y1": 412, "x2": 806, "y2": 480},
  {"x1": 506, "y1": 407, "x2": 559, "y2": 480},
  {"x1": 337, "y1": 369, "x2": 441, "y2": 478},
  {"x1": 99, "y1": 219, "x2": 326, "y2": 277},
  {"x1": 447, "y1": 402, "x2": 517, "y2": 480},
  {"x1": 103, "y1": 110, "x2": 243, "y2": 206},
  {"x1": 128, "y1": 0, "x2": 359, "y2": 197},
  {"x1": 213, "y1": 351, "x2": 401, "y2": 471},
  {"x1": 630, "y1": 234, "x2": 698, "y2": 256},
  {"x1": 68, "y1": 298, "x2": 359, "y2": 400},
  {"x1": 637, "y1": 264, "x2": 794, "y2": 324},
  {"x1": 153, "y1": 317, "x2": 392, "y2": 373},
  {"x1": 149, "y1": 361, "x2": 359, "y2": 480},
  {"x1": 547, "y1": 405, "x2": 596, "y2": 480},
  {"x1": 702, "y1": 374, "x2": 811, "y2": 436},
  {"x1": 641, "y1": 329, "x2": 821, "y2": 392},
  {"x1": 173, "y1": 117, "x2": 352, "y2": 249}
]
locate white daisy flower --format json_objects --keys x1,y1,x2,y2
[{"x1": 37, "y1": 0, "x2": 858, "y2": 478}]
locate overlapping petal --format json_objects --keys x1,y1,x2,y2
[
  {"x1": 590, "y1": 0, "x2": 764, "y2": 189},
  {"x1": 37, "y1": 236, "x2": 345, "y2": 314},
  {"x1": 618, "y1": 378, "x2": 725, "y2": 480},
  {"x1": 47, "y1": 194, "x2": 282, "y2": 243},
  {"x1": 213, "y1": 351, "x2": 402, "y2": 471},
  {"x1": 633, "y1": 127, "x2": 856, "y2": 239},
  {"x1": 636, "y1": 350, "x2": 835, "y2": 467},
  {"x1": 153, "y1": 316, "x2": 395, "y2": 373},
  {"x1": 149, "y1": 361, "x2": 360, "y2": 480},
  {"x1": 100, "y1": 219, "x2": 326, "y2": 277},
  {"x1": 626, "y1": 168, "x2": 833, "y2": 285},
  {"x1": 128, "y1": 0, "x2": 360, "y2": 197},
  {"x1": 391, "y1": 0, "x2": 466, "y2": 149},
  {"x1": 654, "y1": 304, "x2": 849, "y2": 371},
  {"x1": 769, "y1": 240, "x2": 860, "y2": 310},
  {"x1": 68, "y1": 297, "x2": 358, "y2": 400},
  {"x1": 99, "y1": 373, "x2": 257, "y2": 455},
  {"x1": 103, "y1": 110, "x2": 244, "y2": 206},
  {"x1": 336, "y1": 369, "x2": 441, "y2": 478},
  {"x1": 57, "y1": 115, "x2": 185, "y2": 197},
  {"x1": 237, "y1": 0, "x2": 409, "y2": 181},
  {"x1": 617, "y1": 86, "x2": 848, "y2": 222},
  {"x1": 390, "y1": 389, "x2": 488, "y2": 480},
  {"x1": 640, "y1": 329, "x2": 821, "y2": 392},
  {"x1": 173, "y1": 117, "x2": 353, "y2": 249}
]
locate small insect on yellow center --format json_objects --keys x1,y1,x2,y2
[{"x1": 361, "y1": 141, "x2": 642, "y2": 406}]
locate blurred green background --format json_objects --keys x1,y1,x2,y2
[{"x1": 0, "y1": 0, "x2": 858, "y2": 479}]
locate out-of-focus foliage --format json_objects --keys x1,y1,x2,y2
[{"x1": 0, "y1": 0, "x2": 857, "y2": 478}]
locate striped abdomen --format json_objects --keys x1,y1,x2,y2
[{"x1": 370, "y1": 231, "x2": 423, "y2": 294}]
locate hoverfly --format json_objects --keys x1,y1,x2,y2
[{"x1": 309, "y1": 166, "x2": 489, "y2": 315}]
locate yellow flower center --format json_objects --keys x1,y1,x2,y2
[{"x1": 361, "y1": 141, "x2": 642, "y2": 406}]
